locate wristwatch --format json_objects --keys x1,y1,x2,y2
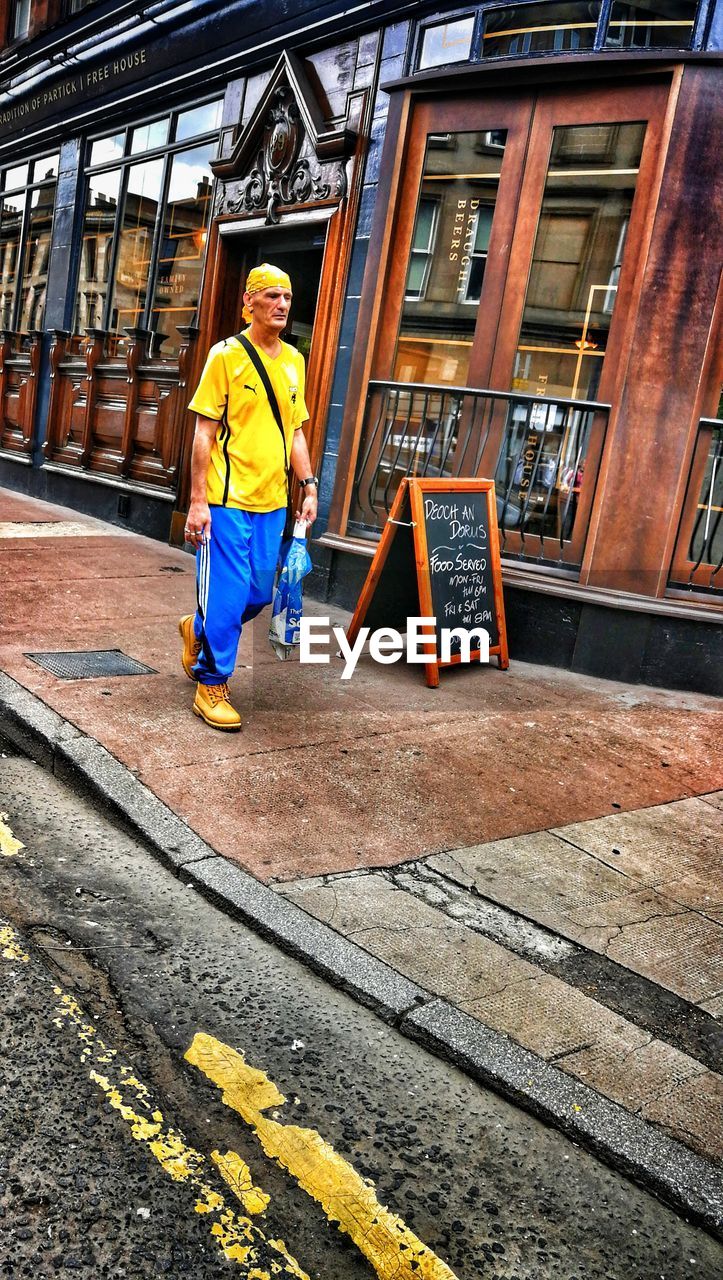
[{"x1": 300, "y1": 475, "x2": 318, "y2": 488}]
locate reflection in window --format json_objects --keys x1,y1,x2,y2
[
  {"x1": 150, "y1": 146, "x2": 214, "y2": 354},
  {"x1": 405, "y1": 198, "x2": 439, "y2": 300},
  {"x1": 75, "y1": 171, "x2": 121, "y2": 332},
  {"x1": 5, "y1": 164, "x2": 29, "y2": 190},
  {"x1": 495, "y1": 121, "x2": 646, "y2": 543},
  {"x1": 483, "y1": 3, "x2": 598, "y2": 56},
  {"x1": 688, "y1": 403, "x2": 723, "y2": 573},
  {"x1": 19, "y1": 186, "x2": 55, "y2": 331},
  {"x1": 0, "y1": 194, "x2": 26, "y2": 327},
  {"x1": 75, "y1": 101, "x2": 221, "y2": 356},
  {"x1": 419, "y1": 16, "x2": 476, "y2": 68},
  {"x1": 394, "y1": 129, "x2": 508, "y2": 387},
  {"x1": 0, "y1": 155, "x2": 58, "y2": 332},
  {"x1": 512, "y1": 121, "x2": 646, "y2": 402},
  {"x1": 111, "y1": 159, "x2": 164, "y2": 334},
  {"x1": 176, "y1": 100, "x2": 224, "y2": 142},
  {"x1": 90, "y1": 135, "x2": 125, "y2": 167},
  {"x1": 130, "y1": 118, "x2": 169, "y2": 155},
  {"x1": 11, "y1": 0, "x2": 31, "y2": 40},
  {"x1": 606, "y1": 0, "x2": 696, "y2": 48},
  {"x1": 459, "y1": 206, "x2": 493, "y2": 302}
]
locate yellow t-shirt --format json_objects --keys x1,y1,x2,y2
[{"x1": 187, "y1": 333, "x2": 309, "y2": 511}]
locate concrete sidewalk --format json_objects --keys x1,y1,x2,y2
[{"x1": 1, "y1": 487, "x2": 722, "y2": 1232}]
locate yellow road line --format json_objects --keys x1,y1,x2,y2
[
  {"x1": 0, "y1": 812, "x2": 24, "y2": 858},
  {"x1": 0, "y1": 924, "x2": 308, "y2": 1279},
  {"x1": 50, "y1": 990, "x2": 310, "y2": 1278},
  {"x1": 0, "y1": 923, "x2": 29, "y2": 963},
  {"x1": 186, "y1": 1032, "x2": 460, "y2": 1280}
]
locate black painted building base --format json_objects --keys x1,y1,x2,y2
[
  {"x1": 309, "y1": 541, "x2": 723, "y2": 698},
  {"x1": 0, "y1": 458, "x2": 174, "y2": 543}
]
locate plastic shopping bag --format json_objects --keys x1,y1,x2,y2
[{"x1": 268, "y1": 520, "x2": 312, "y2": 660}]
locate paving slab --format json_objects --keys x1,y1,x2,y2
[
  {"x1": 275, "y1": 871, "x2": 723, "y2": 1162},
  {"x1": 428, "y1": 813, "x2": 723, "y2": 1005},
  {"x1": 551, "y1": 797, "x2": 723, "y2": 886}
]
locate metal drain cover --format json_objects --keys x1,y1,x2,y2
[{"x1": 24, "y1": 650, "x2": 158, "y2": 680}]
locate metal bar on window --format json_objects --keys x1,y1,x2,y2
[{"x1": 350, "y1": 380, "x2": 611, "y2": 567}]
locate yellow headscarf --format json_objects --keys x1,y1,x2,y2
[{"x1": 242, "y1": 263, "x2": 292, "y2": 323}]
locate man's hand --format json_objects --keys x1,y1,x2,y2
[
  {"x1": 297, "y1": 488, "x2": 318, "y2": 525},
  {"x1": 184, "y1": 499, "x2": 212, "y2": 548},
  {"x1": 185, "y1": 416, "x2": 217, "y2": 548},
  {"x1": 290, "y1": 427, "x2": 317, "y2": 525}
]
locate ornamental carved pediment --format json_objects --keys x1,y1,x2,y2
[{"x1": 212, "y1": 51, "x2": 357, "y2": 225}]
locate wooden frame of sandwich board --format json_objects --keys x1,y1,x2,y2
[{"x1": 346, "y1": 477, "x2": 510, "y2": 688}]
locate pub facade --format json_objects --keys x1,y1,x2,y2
[{"x1": 0, "y1": 0, "x2": 720, "y2": 692}]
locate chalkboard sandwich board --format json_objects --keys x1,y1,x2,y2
[{"x1": 346, "y1": 478, "x2": 509, "y2": 688}]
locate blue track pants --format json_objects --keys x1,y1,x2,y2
[{"x1": 192, "y1": 506, "x2": 285, "y2": 684}]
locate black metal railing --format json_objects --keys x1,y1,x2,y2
[
  {"x1": 669, "y1": 416, "x2": 723, "y2": 594},
  {"x1": 349, "y1": 380, "x2": 609, "y2": 567}
]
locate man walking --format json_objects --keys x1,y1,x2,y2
[{"x1": 179, "y1": 264, "x2": 318, "y2": 730}]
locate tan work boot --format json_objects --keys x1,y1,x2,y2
[
  {"x1": 179, "y1": 614, "x2": 201, "y2": 679},
  {"x1": 193, "y1": 682, "x2": 242, "y2": 732}
]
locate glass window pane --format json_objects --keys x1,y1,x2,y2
[
  {"x1": 419, "y1": 17, "x2": 476, "y2": 69},
  {"x1": 175, "y1": 99, "x2": 223, "y2": 142},
  {"x1": 90, "y1": 134, "x2": 125, "y2": 167},
  {"x1": 12, "y1": 0, "x2": 31, "y2": 39},
  {"x1": 483, "y1": 3, "x2": 598, "y2": 57},
  {"x1": 394, "y1": 129, "x2": 508, "y2": 386},
  {"x1": 4, "y1": 163, "x2": 29, "y2": 192},
  {"x1": 606, "y1": 0, "x2": 696, "y2": 49},
  {"x1": 18, "y1": 179, "x2": 58, "y2": 332},
  {"x1": 130, "y1": 118, "x2": 169, "y2": 155},
  {"x1": 149, "y1": 144, "x2": 214, "y2": 356},
  {"x1": 31, "y1": 154, "x2": 59, "y2": 182},
  {"x1": 688, "y1": 416, "x2": 723, "y2": 571},
  {"x1": 412, "y1": 198, "x2": 437, "y2": 251},
  {"x1": 498, "y1": 121, "x2": 646, "y2": 543},
  {"x1": 74, "y1": 169, "x2": 121, "y2": 334},
  {"x1": 0, "y1": 192, "x2": 27, "y2": 327},
  {"x1": 109, "y1": 159, "x2": 164, "y2": 335},
  {"x1": 512, "y1": 121, "x2": 646, "y2": 402}
]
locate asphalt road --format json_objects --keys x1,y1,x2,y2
[{"x1": 0, "y1": 740, "x2": 721, "y2": 1280}]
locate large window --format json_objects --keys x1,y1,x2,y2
[
  {"x1": 0, "y1": 154, "x2": 59, "y2": 333},
  {"x1": 414, "y1": 1, "x2": 699, "y2": 64},
  {"x1": 394, "y1": 130, "x2": 508, "y2": 386},
  {"x1": 605, "y1": 0, "x2": 697, "y2": 48},
  {"x1": 483, "y1": 3, "x2": 597, "y2": 56},
  {"x1": 512, "y1": 121, "x2": 646, "y2": 401},
  {"x1": 74, "y1": 100, "x2": 222, "y2": 357}
]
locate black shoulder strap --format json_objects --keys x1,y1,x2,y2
[
  {"x1": 236, "y1": 332, "x2": 287, "y2": 472},
  {"x1": 235, "y1": 331, "x2": 294, "y2": 538}
]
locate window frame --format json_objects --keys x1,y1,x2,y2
[
  {"x1": 411, "y1": 0, "x2": 702, "y2": 69},
  {"x1": 404, "y1": 195, "x2": 441, "y2": 301},
  {"x1": 413, "y1": 8, "x2": 484, "y2": 71},
  {"x1": 75, "y1": 97, "x2": 222, "y2": 354}
]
